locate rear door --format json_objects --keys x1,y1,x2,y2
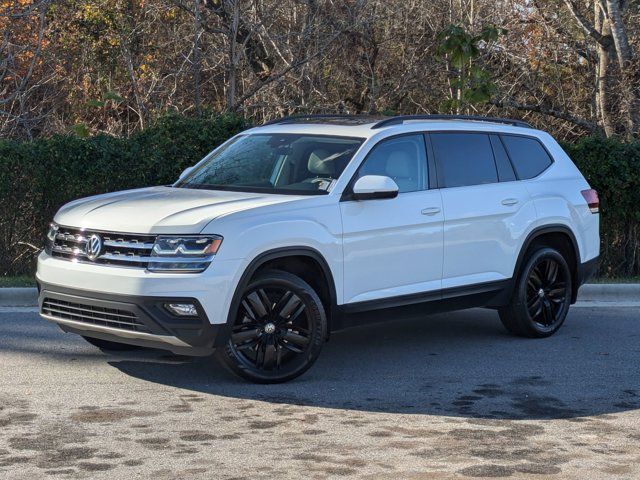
[{"x1": 429, "y1": 132, "x2": 535, "y2": 290}]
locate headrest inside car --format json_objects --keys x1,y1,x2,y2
[{"x1": 308, "y1": 149, "x2": 334, "y2": 175}]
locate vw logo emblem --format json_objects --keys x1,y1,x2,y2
[{"x1": 86, "y1": 234, "x2": 102, "y2": 260}]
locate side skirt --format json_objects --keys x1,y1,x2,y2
[{"x1": 331, "y1": 279, "x2": 511, "y2": 332}]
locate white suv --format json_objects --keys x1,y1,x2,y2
[{"x1": 37, "y1": 115, "x2": 600, "y2": 383}]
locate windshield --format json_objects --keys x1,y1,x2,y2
[{"x1": 175, "y1": 133, "x2": 364, "y2": 194}]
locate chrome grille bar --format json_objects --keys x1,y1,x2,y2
[
  {"x1": 42, "y1": 301, "x2": 137, "y2": 320},
  {"x1": 51, "y1": 226, "x2": 158, "y2": 269},
  {"x1": 103, "y1": 240, "x2": 155, "y2": 250},
  {"x1": 42, "y1": 307, "x2": 142, "y2": 327},
  {"x1": 56, "y1": 233, "x2": 87, "y2": 243},
  {"x1": 52, "y1": 245, "x2": 88, "y2": 256}
]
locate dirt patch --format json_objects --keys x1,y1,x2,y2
[
  {"x1": 77, "y1": 461, "x2": 115, "y2": 471},
  {"x1": 248, "y1": 419, "x2": 287, "y2": 429},
  {"x1": 458, "y1": 464, "x2": 515, "y2": 477},
  {"x1": 0, "y1": 455, "x2": 33, "y2": 467},
  {"x1": 137, "y1": 437, "x2": 171, "y2": 449},
  {"x1": 179, "y1": 431, "x2": 217, "y2": 442},
  {"x1": 70, "y1": 407, "x2": 158, "y2": 424}
]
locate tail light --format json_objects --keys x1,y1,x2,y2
[{"x1": 581, "y1": 189, "x2": 599, "y2": 214}]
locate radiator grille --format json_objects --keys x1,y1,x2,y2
[
  {"x1": 41, "y1": 297, "x2": 150, "y2": 333},
  {"x1": 50, "y1": 226, "x2": 156, "y2": 268}
]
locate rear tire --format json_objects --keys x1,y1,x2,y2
[
  {"x1": 216, "y1": 270, "x2": 327, "y2": 383},
  {"x1": 82, "y1": 336, "x2": 143, "y2": 351},
  {"x1": 499, "y1": 247, "x2": 572, "y2": 338}
]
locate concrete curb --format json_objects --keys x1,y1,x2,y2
[
  {"x1": 0, "y1": 288, "x2": 39, "y2": 307},
  {"x1": 0, "y1": 284, "x2": 638, "y2": 308},
  {"x1": 576, "y1": 284, "x2": 640, "y2": 303}
]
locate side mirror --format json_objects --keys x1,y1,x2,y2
[
  {"x1": 352, "y1": 175, "x2": 399, "y2": 200},
  {"x1": 179, "y1": 166, "x2": 194, "y2": 180}
]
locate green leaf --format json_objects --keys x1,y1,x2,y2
[
  {"x1": 86, "y1": 99, "x2": 105, "y2": 108},
  {"x1": 103, "y1": 91, "x2": 124, "y2": 102},
  {"x1": 72, "y1": 123, "x2": 90, "y2": 138}
]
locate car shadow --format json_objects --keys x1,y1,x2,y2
[{"x1": 102, "y1": 307, "x2": 640, "y2": 420}]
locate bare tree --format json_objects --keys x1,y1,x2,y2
[
  {"x1": 1, "y1": 0, "x2": 639, "y2": 140},
  {"x1": 0, "y1": 0, "x2": 51, "y2": 138},
  {"x1": 562, "y1": 0, "x2": 638, "y2": 137}
]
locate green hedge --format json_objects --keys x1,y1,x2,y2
[
  {"x1": 0, "y1": 113, "x2": 247, "y2": 276},
  {"x1": 1, "y1": 118, "x2": 639, "y2": 278},
  {"x1": 563, "y1": 136, "x2": 640, "y2": 278}
]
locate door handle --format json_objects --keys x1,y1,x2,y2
[
  {"x1": 421, "y1": 207, "x2": 441, "y2": 216},
  {"x1": 501, "y1": 198, "x2": 519, "y2": 206}
]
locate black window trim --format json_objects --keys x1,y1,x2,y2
[
  {"x1": 498, "y1": 132, "x2": 555, "y2": 181},
  {"x1": 489, "y1": 133, "x2": 517, "y2": 183},
  {"x1": 340, "y1": 129, "x2": 555, "y2": 199},
  {"x1": 425, "y1": 130, "x2": 555, "y2": 189},
  {"x1": 340, "y1": 132, "x2": 433, "y2": 201},
  {"x1": 423, "y1": 133, "x2": 439, "y2": 189}
]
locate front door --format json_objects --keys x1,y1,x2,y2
[{"x1": 340, "y1": 134, "x2": 444, "y2": 305}]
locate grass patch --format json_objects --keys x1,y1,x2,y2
[{"x1": 0, "y1": 276, "x2": 36, "y2": 287}]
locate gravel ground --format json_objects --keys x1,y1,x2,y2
[{"x1": 1, "y1": 306, "x2": 639, "y2": 479}]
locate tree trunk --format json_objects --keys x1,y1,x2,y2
[
  {"x1": 594, "y1": 2, "x2": 615, "y2": 137},
  {"x1": 226, "y1": 0, "x2": 239, "y2": 111},
  {"x1": 120, "y1": 41, "x2": 145, "y2": 130},
  {"x1": 604, "y1": 0, "x2": 638, "y2": 137},
  {"x1": 605, "y1": 0, "x2": 633, "y2": 68},
  {"x1": 193, "y1": 0, "x2": 202, "y2": 116},
  {"x1": 205, "y1": 0, "x2": 275, "y2": 82}
]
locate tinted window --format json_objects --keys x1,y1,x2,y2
[
  {"x1": 490, "y1": 134, "x2": 516, "y2": 182},
  {"x1": 501, "y1": 135, "x2": 552, "y2": 179},
  {"x1": 356, "y1": 134, "x2": 427, "y2": 193},
  {"x1": 431, "y1": 133, "x2": 498, "y2": 188}
]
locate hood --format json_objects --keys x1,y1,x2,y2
[{"x1": 54, "y1": 186, "x2": 305, "y2": 233}]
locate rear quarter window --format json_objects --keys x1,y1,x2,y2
[{"x1": 500, "y1": 135, "x2": 553, "y2": 179}]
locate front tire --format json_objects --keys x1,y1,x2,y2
[
  {"x1": 216, "y1": 270, "x2": 327, "y2": 383},
  {"x1": 499, "y1": 247, "x2": 572, "y2": 338}
]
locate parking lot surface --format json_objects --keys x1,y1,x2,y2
[{"x1": 1, "y1": 306, "x2": 639, "y2": 479}]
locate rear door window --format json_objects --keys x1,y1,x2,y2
[
  {"x1": 500, "y1": 135, "x2": 553, "y2": 179},
  {"x1": 431, "y1": 133, "x2": 498, "y2": 188}
]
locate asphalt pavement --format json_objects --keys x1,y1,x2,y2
[{"x1": 1, "y1": 305, "x2": 639, "y2": 479}]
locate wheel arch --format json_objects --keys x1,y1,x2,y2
[
  {"x1": 224, "y1": 246, "x2": 338, "y2": 330},
  {"x1": 512, "y1": 224, "x2": 581, "y2": 304}
]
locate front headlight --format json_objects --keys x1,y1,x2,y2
[
  {"x1": 45, "y1": 222, "x2": 59, "y2": 254},
  {"x1": 147, "y1": 235, "x2": 223, "y2": 273}
]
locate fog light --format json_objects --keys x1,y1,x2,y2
[{"x1": 165, "y1": 303, "x2": 198, "y2": 317}]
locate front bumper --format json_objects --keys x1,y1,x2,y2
[
  {"x1": 36, "y1": 250, "x2": 243, "y2": 326},
  {"x1": 38, "y1": 281, "x2": 227, "y2": 356}
]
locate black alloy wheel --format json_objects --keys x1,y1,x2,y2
[
  {"x1": 499, "y1": 247, "x2": 572, "y2": 338},
  {"x1": 216, "y1": 270, "x2": 326, "y2": 383},
  {"x1": 525, "y1": 256, "x2": 568, "y2": 331}
]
